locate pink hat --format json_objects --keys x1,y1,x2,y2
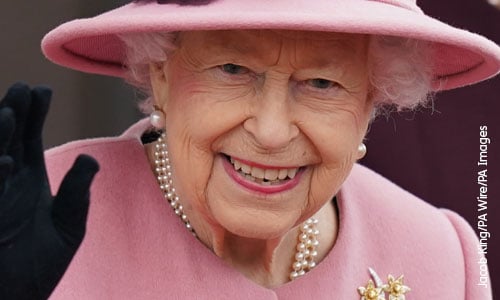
[{"x1": 42, "y1": 0, "x2": 500, "y2": 91}]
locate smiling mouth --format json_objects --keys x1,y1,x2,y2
[{"x1": 223, "y1": 155, "x2": 302, "y2": 186}]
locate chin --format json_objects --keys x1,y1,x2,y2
[{"x1": 208, "y1": 205, "x2": 302, "y2": 240}]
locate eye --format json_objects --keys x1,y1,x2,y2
[
  {"x1": 306, "y1": 78, "x2": 338, "y2": 90},
  {"x1": 220, "y1": 63, "x2": 250, "y2": 75}
]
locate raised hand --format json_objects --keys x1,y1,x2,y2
[{"x1": 0, "y1": 83, "x2": 99, "y2": 300}]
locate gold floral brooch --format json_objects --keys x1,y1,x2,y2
[{"x1": 358, "y1": 268, "x2": 411, "y2": 300}]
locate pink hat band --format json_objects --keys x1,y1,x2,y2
[{"x1": 41, "y1": 0, "x2": 500, "y2": 91}]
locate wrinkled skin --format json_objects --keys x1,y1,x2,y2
[{"x1": 150, "y1": 30, "x2": 373, "y2": 286}]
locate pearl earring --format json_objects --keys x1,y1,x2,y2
[
  {"x1": 150, "y1": 106, "x2": 166, "y2": 129},
  {"x1": 358, "y1": 143, "x2": 367, "y2": 159}
]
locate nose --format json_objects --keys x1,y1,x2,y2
[{"x1": 243, "y1": 87, "x2": 299, "y2": 150}]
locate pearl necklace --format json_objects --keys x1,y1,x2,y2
[{"x1": 153, "y1": 133, "x2": 319, "y2": 281}]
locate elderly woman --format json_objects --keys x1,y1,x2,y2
[{"x1": 0, "y1": 0, "x2": 499, "y2": 299}]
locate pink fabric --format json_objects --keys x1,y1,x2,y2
[
  {"x1": 45, "y1": 120, "x2": 491, "y2": 299},
  {"x1": 41, "y1": 0, "x2": 500, "y2": 91}
]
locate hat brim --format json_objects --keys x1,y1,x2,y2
[{"x1": 41, "y1": 0, "x2": 500, "y2": 91}]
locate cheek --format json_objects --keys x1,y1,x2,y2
[
  {"x1": 162, "y1": 85, "x2": 253, "y2": 218},
  {"x1": 302, "y1": 102, "x2": 370, "y2": 164},
  {"x1": 300, "y1": 102, "x2": 372, "y2": 212},
  {"x1": 165, "y1": 68, "x2": 254, "y2": 149},
  {"x1": 162, "y1": 116, "x2": 213, "y2": 215},
  {"x1": 165, "y1": 93, "x2": 249, "y2": 154}
]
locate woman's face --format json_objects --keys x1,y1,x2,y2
[{"x1": 152, "y1": 30, "x2": 373, "y2": 239}]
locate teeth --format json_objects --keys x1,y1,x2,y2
[
  {"x1": 245, "y1": 174, "x2": 256, "y2": 182},
  {"x1": 228, "y1": 156, "x2": 300, "y2": 182},
  {"x1": 264, "y1": 169, "x2": 279, "y2": 181},
  {"x1": 278, "y1": 169, "x2": 288, "y2": 180},
  {"x1": 233, "y1": 160, "x2": 242, "y2": 171},
  {"x1": 251, "y1": 167, "x2": 265, "y2": 179},
  {"x1": 241, "y1": 164, "x2": 251, "y2": 174}
]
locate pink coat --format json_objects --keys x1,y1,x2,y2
[{"x1": 46, "y1": 120, "x2": 491, "y2": 299}]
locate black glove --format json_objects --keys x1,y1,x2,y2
[{"x1": 0, "y1": 83, "x2": 99, "y2": 300}]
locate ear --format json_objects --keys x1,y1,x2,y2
[{"x1": 149, "y1": 62, "x2": 169, "y2": 110}]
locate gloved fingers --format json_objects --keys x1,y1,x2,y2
[
  {"x1": 0, "y1": 108, "x2": 15, "y2": 196},
  {"x1": 0, "y1": 107, "x2": 15, "y2": 155},
  {"x1": 25, "y1": 86, "x2": 51, "y2": 141},
  {"x1": 23, "y1": 86, "x2": 52, "y2": 168},
  {"x1": 53, "y1": 154, "x2": 99, "y2": 245},
  {"x1": 0, "y1": 82, "x2": 31, "y2": 108},
  {"x1": 0, "y1": 156, "x2": 14, "y2": 195},
  {"x1": 0, "y1": 155, "x2": 19, "y2": 240},
  {"x1": 0, "y1": 83, "x2": 31, "y2": 170}
]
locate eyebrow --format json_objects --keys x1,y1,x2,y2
[{"x1": 192, "y1": 31, "x2": 368, "y2": 72}]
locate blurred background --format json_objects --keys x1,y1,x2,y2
[
  {"x1": 0, "y1": 1, "x2": 141, "y2": 148},
  {"x1": 1, "y1": 0, "x2": 499, "y2": 297}
]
